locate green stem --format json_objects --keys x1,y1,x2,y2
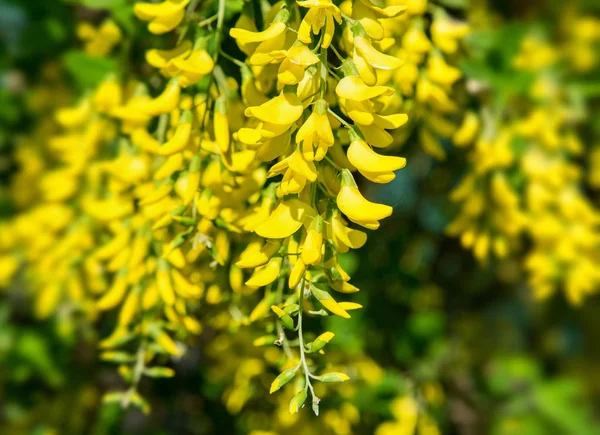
[
  {"x1": 213, "y1": 0, "x2": 227, "y2": 65},
  {"x1": 197, "y1": 14, "x2": 218, "y2": 28},
  {"x1": 275, "y1": 277, "x2": 294, "y2": 360},
  {"x1": 296, "y1": 277, "x2": 318, "y2": 408},
  {"x1": 329, "y1": 43, "x2": 345, "y2": 63},
  {"x1": 220, "y1": 50, "x2": 246, "y2": 68},
  {"x1": 156, "y1": 113, "x2": 169, "y2": 144},
  {"x1": 324, "y1": 154, "x2": 342, "y2": 171},
  {"x1": 122, "y1": 341, "x2": 146, "y2": 408},
  {"x1": 327, "y1": 108, "x2": 352, "y2": 129}
]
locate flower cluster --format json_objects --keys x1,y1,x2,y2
[
  {"x1": 2, "y1": 0, "x2": 600, "y2": 428},
  {"x1": 0, "y1": 0, "x2": 413, "y2": 416},
  {"x1": 447, "y1": 10, "x2": 600, "y2": 304}
]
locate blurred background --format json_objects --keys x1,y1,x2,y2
[{"x1": 1, "y1": 0, "x2": 600, "y2": 434}]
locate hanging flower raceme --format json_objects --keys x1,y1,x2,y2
[{"x1": 2, "y1": 0, "x2": 413, "y2": 420}]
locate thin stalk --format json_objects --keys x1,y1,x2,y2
[
  {"x1": 220, "y1": 50, "x2": 246, "y2": 68},
  {"x1": 275, "y1": 276, "x2": 294, "y2": 360},
  {"x1": 327, "y1": 108, "x2": 352, "y2": 128},
  {"x1": 213, "y1": 0, "x2": 227, "y2": 65},
  {"x1": 156, "y1": 113, "x2": 169, "y2": 144},
  {"x1": 296, "y1": 277, "x2": 318, "y2": 405},
  {"x1": 197, "y1": 14, "x2": 218, "y2": 28}
]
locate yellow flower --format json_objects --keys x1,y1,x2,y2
[
  {"x1": 77, "y1": 20, "x2": 122, "y2": 56},
  {"x1": 295, "y1": 99, "x2": 334, "y2": 161},
  {"x1": 146, "y1": 41, "x2": 192, "y2": 69},
  {"x1": 268, "y1": 151, "x2": 319, "y2": 196},
  {"x1": 237, "y1": 239, "x2": 282, "y2": 269},
  {"x1": 255, "y1": 199, "x2": 316, "y2": 239},
  {"x1": 143, "y1": 79, "x2": 181, "y2": 116},
  {"x1": 336, "y1": 76, "x2": 408, "y2": 147},
  {"x1": 351, "y1": 0, "x2": 407, "y2": 41},
  {"x1": 278, "y1": 44, "x2": 320, "y2": 85},
  {"x1": 298, "y1": 0, "x2": 342, "y2": 49},
  {"x1": 337, "y1": 170, "x2": 393, "y2": 229},
  {"x1": 452, "y1": 111, "x2": 479, "y2": 147},
  {"x1": 172, "y1": 49, "x2": 215, "y2": 87},
  {"x1": 353, "y1": 34, "x2": 403, "y2": 86},
  {"x1": 134, "y1": 0, "x2": 189, "y2": 35},
  {"x1": 427, "y1": 55, "x2": 462, "y2": 89},
  {"x1": 213, "y1": 96, "x2": 230, "y2": 153},
  {"x1": 246, "y1": 257, "x2": 283, "y2": 288},
  {"x1": 230, "y1": 11, "x2": 291, "y2": 65},
  {"x1": 245, "y1": 92, "x2": 304, "y2": 126},
  {"x1": 155, "y1": 111, "x2": 192, "y2": 156},
  {"x1": 301, "y1": 215, "x2": 324, "y2": 265},
  {"x1": 347, "y1": 130, "x2": 406, "y2": 183},
  {"x1": 431, "y1": 17, "x2": 469, "y2": 54},
  {"x1": 328, "y1": 210, "x2": 367, "y2": 253}
]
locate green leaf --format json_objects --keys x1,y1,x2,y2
[{"x1": 63, "y1": 50, "x2": 116, "y2": 88}]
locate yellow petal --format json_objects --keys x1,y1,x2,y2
[
  {"x1": 255, "y1": 199, "x2": 316, "y2": 239},
  {"x1": 245, "y1": 257, "x2": 282, "y2": 287},
  {"x1": 347, "y1": 139, "x2": 406, "y2": 174},
  {"x1": 354, "y1": 36, "x2": 402, "y2": 70},
  {"x1": 230, "y1": 21, "x2": 286, "y2": 44},
  {"x1": 337, "y1": 185, "x2": 392, "y2": 222},
  {"x1": 336, "y1": 75, "x2": 394, "y2": 101},
  {"x1": 245, "y1": 93, "x2": 303, "y2": 125},
  {"x1": 145, "y1": 41, "x2": 192, "y2": 68}
]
